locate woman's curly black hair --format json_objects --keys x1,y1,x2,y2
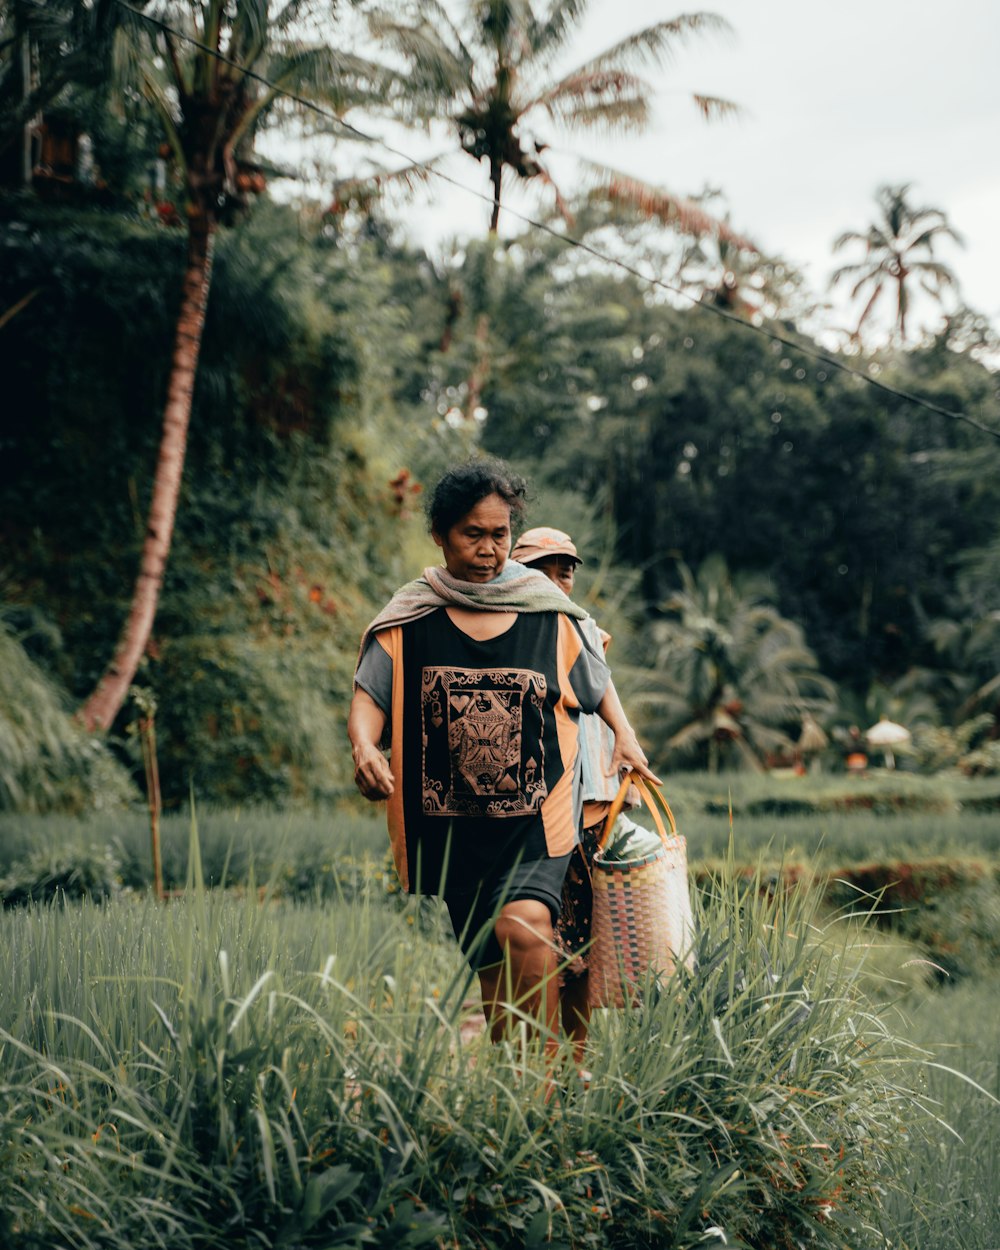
[{"x1": 427, "y1": 457, "x2": 529, "y2": 536}]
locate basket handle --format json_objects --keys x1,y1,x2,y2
[{"x1": 597, "y1": 769, "x2": 677, "y2": 852}]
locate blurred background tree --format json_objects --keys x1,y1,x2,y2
[
  {"x1": 366, "y1": 0, "x2": 740, "y2": 233},
  {"x1": 0, "y1": 0, "x2": 123, "y2": 183},
  {"x1": 831, "y1": 183, "x2": 964, "y2": 346},
  {"x1": 78, "y1": 0, "x2": 398, "y2": 734},
  {"x1": 623, "y1": 555, "x2": 835, "y2": 773}
]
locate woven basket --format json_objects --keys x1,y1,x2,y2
[{"x1": 588, "y1": 771, "x2": 695, "y2": 1008}]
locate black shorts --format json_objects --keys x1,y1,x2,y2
[{"x1": 443, "y1": 850, "x2": 572, "y2": 970}]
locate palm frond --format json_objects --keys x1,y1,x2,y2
[
  {"x1": 136, "y1": 60, "x2": 186, "y2": 171},
  {"x1": 912, "y1": 259, "x2": 960, "y2": 287},
  {"x1": 579, "y1": 14, "x2": 734, "y2": 73},
  {"x1": 328, "y1": 153, "x2": 447, "y2": 211},
  {"x1": 227, "y1": 0, "x2": 270, "y2": 67},
  {"x1": 367, "y1": 14, "x2": 471, "y2": 97},
  {"x1": 831, "y1": 228, "x2": 867, "y2": 253},
  {"x1": 228, "y1": 40, "x2": 389, "y2": 154},
  {"x1": 271, "y1": 0, "x2": 333, "y2": 34},
  {"x1": 529, "y1": 0, "x2": 592, "y2": 62},
  {"x1": 690, "y1": 93, "x2": 742, "y2": 123},
  {"x1": 530, "y1": 70, "x2": 651, "y2": 130},
  {"x1": 110, "y1": 22, "x2": 153, "y2": 101},
  {"x1": 263, "y1": 43, "x2": 389, "y2": 112},
  {"x1": 853, "y1": 282, "x2": 884, "y2": 333},
  {"x1": 829, "y1": 260, "x2": 873, "y2": 284},
  {"x1": 730, "y1": 733, "x2": 768, "y2": 771},
  {"x1": 908, "y1": 223, "x2": 961, "y2": 252},
  {"x1": 585, "y1": 166, "x2": 757, "y2": 247},
  {"x1": 530, "y1": 160, "x2": 575, "y2": 223},
  {"x1": 202, "y1": 0, "x2": 228, "y2": 74},
  {"x1": 410, "y1": 0, "x2": 477, "y2": 70},
  {"x1": 751, "y1": 644, "x2": 822, "y2": 677},
  {"x1": 668, "y1": 717, "x2": 714, "y2": 749}
]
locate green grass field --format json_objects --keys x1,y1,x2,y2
[{"x1": 1, "y1": 780, "x2": 998, "y2": 1248}]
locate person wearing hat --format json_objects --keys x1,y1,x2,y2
[
  {"x1": 509, "y1": 526, "x2": 582, "y2": 597},
  {"x1": 510, "y1": 526, "x2": 636, "y2": 1058}
]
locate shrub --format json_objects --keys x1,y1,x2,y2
[
  {"x1": 825, "y1": 858, "x2": 1000, "y2": 979},
  {"x1": 0, "y1": 842, "x2": 123, "y2": 907},
  {"x1": 0, "y1": 617, "x2": 136, "y2": 814}
]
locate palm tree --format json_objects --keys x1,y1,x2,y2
[
  {"x1": 80, "y1": 0, "x2": 388, "y2": 732},
  {"x1": 831, "y1": 183, "x2": 963, "y2": 345},
  {"x1": 630, "y1": 555, "x2": 835, "y2": 772},
  {"x1": 365, "y1": 0, "x2": 741, "y2": 234}
]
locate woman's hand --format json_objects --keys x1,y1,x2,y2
[
  {"x1": 352, "y1": 741, "x2": 394, "y2": 800},
  {"x1": 609, "y1": 726, "x2": 662, "y2": 788},
  {"x1": 348, "y1": 688, "x2": 393, "y2": 801}
]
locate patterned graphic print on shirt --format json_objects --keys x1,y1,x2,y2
[{"x1": 421, "y1": 666, "x2": 548, "y2": 816}]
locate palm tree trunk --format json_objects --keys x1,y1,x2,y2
[
  {"x1": 464, "y1": 312, "x2": 491, "y2": 421},
  {"x1": 80, "y1": 213, "x2": 216, "y2": 732},
  {"x1": 489, "y1": 157, "x2": 502, "y2": 233}
]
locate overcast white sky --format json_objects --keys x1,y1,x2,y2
[
  {"x1": 576, "y1": 0, "x2": 999, "y2": 328},
  {"x1": 267, "y1": 1, "x2": 1000, "y2": 342}
]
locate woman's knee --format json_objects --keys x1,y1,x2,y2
[{"x1": 494, "y1": 899, "x2": 554, "y2": 956}]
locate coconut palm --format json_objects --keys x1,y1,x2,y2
[
  {"x1": 364, "y1": 0, "x2": 741, "y2": 234},
  {"x1": 80, "y1": 0, "x2": 388, "y2": 731},
  {"x1": 831, "y1": 183, "x2": 963, "y2": 345},
  {"x1": 630, "y1": 555, "x2": 835, "y2": 773}
]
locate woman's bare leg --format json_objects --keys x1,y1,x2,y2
[
  {"x1": 560, "y1": 973, "x2": 591, "y2": 1064},
  {"x1": 477, "y1": 899, "x2": 559, "y2": 1047}
]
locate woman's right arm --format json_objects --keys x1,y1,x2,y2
[{"x1": 348, "y1": 688, "x2": 394, "y2": 800}]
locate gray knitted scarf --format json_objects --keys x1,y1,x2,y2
[{"x1": 356, "y1": 559, "x2": 588, "y2": 666}]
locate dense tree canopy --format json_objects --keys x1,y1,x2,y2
[
  {"x1": 3, "y1": 191, "x2": 997, "y2": 804},
  {"x1": 1, "y1": 2, "x2": 998, "y2": 807}
]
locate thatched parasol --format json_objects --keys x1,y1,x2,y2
[
  {"x1": 797, "y1": 713, "x2": 828, "y2": 755},
  {"x1": 865, "y1": 717, "x2": 911, "y2": 769}
]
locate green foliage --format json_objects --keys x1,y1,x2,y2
[
  {"x1": 825, "y1": 858, "x2": 1000, "y2": 981},
  {"x1": 369, "y1": 2, "x2": 736, "y2": 231},
  {"x1": 910, "y1": 715, "x2": 1000, "y2": 776},
  {"x1": 0, "y1": 840, "x2": 122, "y2": 907},
  {"x1": 0, "y1": 202, "x2": 459, "y2": 805},
  {"x1": 3, "y1": 202, "x2": 999, "y2": 806},
  {"x1": 0, "y1": 845, "x2": 936, "y2": 1250},
  {"x1": 0, "y1": 614, "x2": 135, "y2": 813},
  {"x1": 626, "y1": 553, "x2": 835, "y2": 771},
  {"x1": 470, "y1": 217, "x2": 1000, "y2": 696},
  {"x1": 0, "y1": 0, "x2": 124, "y2": 161},
  {"x1": 831, "y1": 184, "x2": 963, "y2": 345}
]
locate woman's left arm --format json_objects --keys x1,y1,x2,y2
[{"x1": 596, "y1": 681, "x2": 662, "y2": 786}]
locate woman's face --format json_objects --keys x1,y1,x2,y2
[{"x1": 433, "y1": 492, "x2": 512, "y2": 582}]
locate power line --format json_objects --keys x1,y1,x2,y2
[{"x1": 117, "y1": 0, "x2": 1000, "y2": 443}]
